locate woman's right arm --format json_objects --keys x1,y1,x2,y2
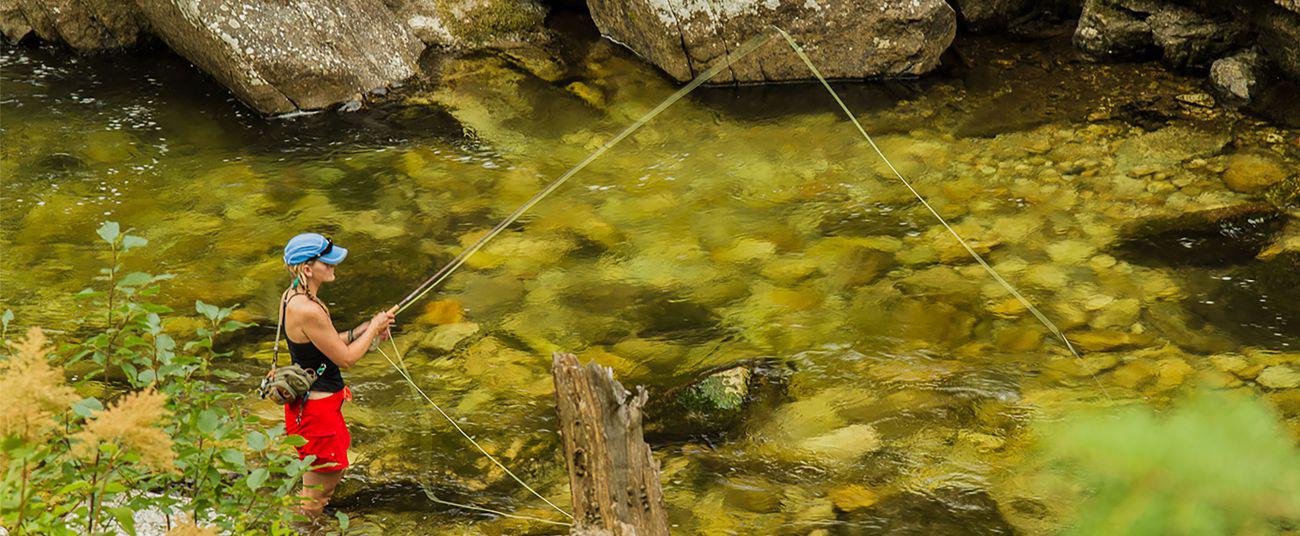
[{"x1": 299, "y1": 306, "x2": 394, "y2": 370}]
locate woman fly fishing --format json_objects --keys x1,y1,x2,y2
[{"x1": 270, "y1": 233, "x2": 395, "y2": 517}]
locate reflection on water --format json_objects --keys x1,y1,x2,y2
[{"x1": 2, "y1": 27, "x2": 1298, "y2": 535}]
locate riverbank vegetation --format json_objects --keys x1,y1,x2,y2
[{"x1": 1, "y1": 223, "x2": 315, "y2": 535}]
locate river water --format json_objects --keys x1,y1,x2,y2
[{"x1": 2, "y1": 23, "x2": 1298, "y2": 535}]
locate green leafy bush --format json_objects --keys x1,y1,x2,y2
[
  {"x1": 1, "y1": 222, "x2": 311, "y2": 535},
  {"x1": 1036, "y1": 393, "x2": 1300, "y2": 535}
]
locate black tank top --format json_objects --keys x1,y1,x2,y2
[{"x1": 282, "y1": 293, "x2": 345, "y2": 393}]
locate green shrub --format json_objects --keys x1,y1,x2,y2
[
  {"x1": 1, "y1": 222, "x2": 311, "y2": 535},
  {"x1": 1036, "y1": 392, "x2": 1300, "y2": 535}
]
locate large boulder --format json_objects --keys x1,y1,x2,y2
[
  {"x1": 134, "y1": 0, "x2": 424, "y2": 114},
  {"x1": 1254, "y1": 2, "x2": 1300, "y2": 80},
  {"x1": 949, "y1": 0, "x2": 1075, "y2": 33},
  {"x1": 387, "y1": 0, "x2": 565, "y2": 81},
  {"x1": 1, "y1": 0, "x2": 143, "y2": 49},
  {"x1": 583, "y1": 0, "x2": 957, "y2": 84},
  {"x1": 2, "y1": 0, "x2": 425, "y2": 114},
  {"x1": 951, "y1": 0, "x2": 1036, "y2": 31},
  {"x1": 1074, "y1": 0, "x2": 1247, "y2": 69},
  {"x1": 388, "y1": 0, "x2": 551, "y2": 48}
]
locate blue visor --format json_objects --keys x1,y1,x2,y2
[{"x1": 284, "y1": 233, "x2": 348, "y2": 265}]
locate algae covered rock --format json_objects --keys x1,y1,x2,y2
[
  {"x1": 1113, "y1": 126, "x2": 1229, "y2": 174},
  {"x1": 644, "y1": 359, "x2": 791, "y2": 442},
  {"x1": 1257, "y1": 365, "x2": 1300, "y2": 389},
  {"x1": 1222, "y1": 152, "x2": 1290, "y2": 193},
  {"x1": 1113, "y1": 203, "x2": 1288, "y2": 267}
]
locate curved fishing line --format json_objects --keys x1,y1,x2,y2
[
  {"x1": 372, "y1": 30, "x2": 780, "y2": 527},
  {"x1": 421, "y1": 487, "x2": 573, "y2": 527},
  {"x1": 393, "y1": 29, "x2": 779, "y2": 316},
  {"x1": 374, "y1": 336, "x2": 574, "y2": 520},
  {"x1": 775, "y1": 28, "x2": 1112, "y2": 401}
]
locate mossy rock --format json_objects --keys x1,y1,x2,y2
[{"x1": 643, "y1": 358, "x2": 792, "y2": 443}]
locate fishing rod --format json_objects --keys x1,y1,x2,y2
[
  {"x1": 388, "y1": 30, "x2": 779, "y2": 316},
  {"x1": 371, "y1": 28, "x2": 781, "y2": 523}
]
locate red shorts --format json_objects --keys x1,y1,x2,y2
[{"x1": 284, "y1": 387, "x2": 352, "y2": 473}]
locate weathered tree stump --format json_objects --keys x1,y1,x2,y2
[{"x1": 552, "y1": 352, "x2": 670, "y2": 536}]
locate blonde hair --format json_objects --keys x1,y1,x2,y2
[{"x1": 285, "y1": 262, "x2": 329, "y2": 314}]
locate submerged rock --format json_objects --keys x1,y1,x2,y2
[
  {"x1": 1256, "y1": 365, "x2": 1300, "y2": 389},
  {"x1": 1222, "y1": 151, "x2": 1290, "y2": 193},
  {"x1": 643, "y1": 359, "x2": 791, "y2": 442},
  {"x1": 584, "y1": 0, "x2": 956, "y2": 84},
  {"x1": 841, "y1": 487, "x2": 1017, "y2": 534},
  {"x1": 1114, "y1": 203, "x2": 1289, "y2": 267},
  {"x1": 1113, "y1": 125, "x2": 1229, "y2": 173}
]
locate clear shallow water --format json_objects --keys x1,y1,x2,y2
[{"x1": 3, "y1": 29, "x2": 1299, "y2": 534}]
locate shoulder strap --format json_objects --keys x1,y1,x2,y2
[
  {"x1": 273, "y1": 289, "x2": 290, "y2": 368},
  {"x1": 274, "y1": 290, "x2": 326, "y2": 368}
]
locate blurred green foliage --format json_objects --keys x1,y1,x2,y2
[{"x1": 1038, "y1": 393, "x2": 1300, "y2": 535}]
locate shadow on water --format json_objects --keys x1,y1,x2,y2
[{"x1": 0, "y1": 44, "x2": 469, "y2": 163}]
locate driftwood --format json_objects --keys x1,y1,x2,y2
[{"x1": 552, "y1": 352, "x2": 669, "y2": 536}]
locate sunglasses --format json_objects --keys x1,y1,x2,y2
[{"x1": 308, "y1": 237, "x2": 334, "y2": 264}]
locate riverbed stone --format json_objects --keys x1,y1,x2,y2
[
  {"x1": 1088, "y1": 298, "x2": 1140, "y2": 329},
  {"x1": 1223, "y1": 152, "x2": 1289, "y2": 193},
  {"x1": 797, "y1": 423, "x2": 881, "y2": 463},
  {"x1": 1113, "y1": 125, "x2": 1229, "y2": 173},
  {"x1": 1045, "y1": 353, "x2": 1120, "y2": 377},
  {"x1": 1153, "y1": 357, "x2": 1193, "y2": 391},
  {"x1": 1257, "y1": 365, "x2": 1300, "y2": 389},
  {"x1": 1068, "y1": 329, "x2": 1154, "y2": 352},
  {"x1": 584, "y1": 0, "x2": 956, "y2": 84},
  {"x1": 1114, "y1": 203, "x2": 1288, "y2": 267},
  {"x1": 420, "y1": 322, "x2": 480, "y2": 352},
  {"x1": 830, "y1": 484, "x2": 880, "y2": 512}
]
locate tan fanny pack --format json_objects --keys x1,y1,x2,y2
[{"x1": 259, "y1": 364, "x2": 318, "y2": 405}]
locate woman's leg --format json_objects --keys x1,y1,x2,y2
[{"x1": 299, "y1": 469, "x2": 345, "y2": 517}]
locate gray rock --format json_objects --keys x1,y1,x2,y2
[
  {"x1": 1074, "y1": 0, "x2": 1157, "y2": 61},
  {"x1": 0, "y1": 1, "x2": 32, "y2": 44},
  {"x1": 388, "y1": 0, "x2": 551, "y2": 48},
  {"x1": 132, "y1": 0, "x2": 423, "y2": 114},
  {"x1": 1147, "y1": 3, "x2": 1247, "y2": 69},
  {"x1": 1075, "y1": 0, "x2": 1246, "y2": 68},
  {"x1": 952, "y1": 0, "x2": 1036, "y2": 32},
  {"x1": 1211, "y1": 48, "x2": 1269, "y2": 103},
  {"x1": 4, "y1": 0, "x2": 143, "y2": 50},
  {"x1": 951, "y1": 0, "x2": 1074, "y2": 33},
  {"x1": 1255, "y1": 2, "x2": 1300, "y2": 81},
  {"x1": 584, "y1": 0, "x2": 957, "y2": 84}
]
